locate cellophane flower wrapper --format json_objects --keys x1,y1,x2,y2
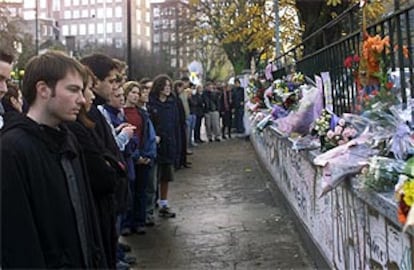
[
  {"x1": 256, "y1": 114, "x2": 273, "y2": 132},
  {"x1": 271, "y1": 105, "x2": 288, "y2": 120},
  {"x1": 291, "y1": 135, "x2": 321, "y2": 151},
  {"x1": 274, "y1": 85, "x2": 323, "y2": 136},
  {"x1": 314, "y1": 134, "x2": 379, "y2": 197},
  {"x1": 358, "y1": 156, "x2": 406, "y2": 192}
]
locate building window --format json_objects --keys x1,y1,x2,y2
[
  {"x1": 136, "y1": 26, "x2": 141, "y2": 35},
  {"x1": 171, "y1": 58, "x2": 177, "y2": 68},
  {"x1": 73, "y1": 0, "x2": 79, "y2": 5},
  {"x1": 115, "y1": 39, "x2": 123, "y2": 48},
  {"x1": 115, "y1": 22, "x2": 122, "y2": 33},
  {"x1": 40, "y1": 0, "x2": 47, "y2": 8},
  {"x1": 97, "y1": 8, "x2": 104, "y2": 18},
  {"x1": 153, "y1": 33, "x2": 160, "y2": 43},
  {"x1": 81, "y1": 0, "x2": 88, "y2": 4},
  {"x1": 53, "y1": 0, "x2": 60, "y2": 11},
  {"x1": 81, "y1": 9, "x2": 88, "y2": 18},
  {"x1": 146, "y1": 11, "x2": 150, "y2": 23},
  {"x1": 153, "y1": 45, "x2": 159, "y2": 53},
  {"x1": 97, "y1": 23, "x2": 104, "y2": 34},
  {"x1": 88, "y1": 23, "x2": 95, "y2": 34},
  {"x1": 64, "y1": 0, "x2": 71, "y2": 7},
  {"x1": 106, "y1": 22, "x2": 112, "y2": 33},
  {"x1": 146, "y1": 26, "x2": 150, "y2": 36},
  {"x1": 106, "y1": 38, "x2": 112, "y2": 45},
  {"x1": 153, "y1": 7, "x2": 160, "y2": 17},
  {"x1": 90, "y1": 0, "x2": 95, "y2": 3},
  {"x1": 162, "y1": 32, "x2": 169, "y2": 41},
  {"x1": 62, "y1": 25, "x2": 69, "y2": 36},
  {"x1": 106, "y1": 7, "x2": 112, "y2": 18},
  {"x1": 70, "y1": 24, "x2": 77, "y2": 35},
  {"x1": 73, "y1": 10, "x2": 80, "y2": 19},
  {"x1": 115, "y1": 6, "x2": 122, "y2": 18},
  {"x1": 79, "y1": 24, "x2": 86, "y2": 35},
  {"x1": 64, "y1": 10, "x2": 71, "y2": 19},
  {"x1": 24, "y1": 1, "x2": 35, "y2": 8}
]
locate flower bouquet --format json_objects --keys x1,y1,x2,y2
[
  {"x1": 358, "y1": 156, "x2": 406, "y2": 192},
  {"x1": 395, "y1": 157, "x2": 414, "y2": 230},
  {"x1": 345, "y1": 33, "x2": 409, "y2": 113}
]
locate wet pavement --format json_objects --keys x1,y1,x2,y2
[{"x1": 122, "y1": 137, "x2": 318, "y2": 269}]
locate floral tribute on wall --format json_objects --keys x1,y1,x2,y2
[{"x1": 344, "y1": 33, "x2": 409, "y2": 112}]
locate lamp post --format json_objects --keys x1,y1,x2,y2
[
  {"x1": 274, "y1": 0, "x2": 280, "y2": 61},
  {"x1": 126, "y1": 0, "x2": 132, "y2": 80},
  {"x1": 35, "y1": 0, "x2": 39, "y2": 55}
]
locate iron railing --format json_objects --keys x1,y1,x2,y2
[{"x1": 274, "y1": 1, "x2": 414, "y2": 115}]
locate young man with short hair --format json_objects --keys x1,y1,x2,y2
[
  {"x1": 1, "y1": 51, "x2": 106, "y2": 268},
  {"x1": 0, "y1": 50, "x2": 13, "y2": 128}
]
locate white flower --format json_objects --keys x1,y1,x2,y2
[{"x1": 338, "y1": 119, "x2": 346, "y2": 127}]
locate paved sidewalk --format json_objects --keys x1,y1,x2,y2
[{"x1": 123, "y1": 138, "x2": 317, "y2": 269}]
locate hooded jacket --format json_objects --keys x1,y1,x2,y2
[{"x1": 1, "y1": 112, "x2": 106, "y2": 269}]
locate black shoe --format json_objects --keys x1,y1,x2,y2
[
  {"x1": 222, "y1": 135, "x2": 228, "y2": 139},
  {"x1": 118, "y1": 242, "x2": 131, "y2": 253},
  {"x1": 159, "y1": 206, "x2": 176, "y2": 218},
  {"x1": 215, "y1": 138, "x2": 221, "y2": 142},
  {"x1": 209, "y1": 139, "x2": 213, "y2": 142},
  {"x1": 198, "y1": 139, "x2": 205, "y2": 143},
  {"x1": 183, "y1": 163, "x2": 192, "y2": 168}
]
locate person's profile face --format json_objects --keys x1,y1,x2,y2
[
  {"x1": 126, "y1": 86, "x2": 140, "y2": 105},
  {"x1": 109, "y1": 87, "x2": 125, "y2": 109},
  {"x1": 83, "y1": 78, "x2": 95, "y2": 112},
  {"x1": 97, "y1": 69, "x2": 118, "y2": 100},
  {"x1": 0, "y1": 60, "x2": 12, "y2": 100},
  {"x1": 46, "y1": 71, "x2": 85, "y2": 123}
]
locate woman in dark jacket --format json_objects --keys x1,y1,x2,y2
[
  {"x1": 66, "y1": 69, "x2": 120, "y2": 269},
  {"x1": 192, "y1": 84, "x2": 205, "y2": 143},
  {"x1": 147, "y1": 74, "x2": 179, "y2": 218}
]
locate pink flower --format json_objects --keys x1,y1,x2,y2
[
  {"x1": 338, "y1": 140, "x2": 345, "y2": 145},
  {"x1": 353, "y1": 55, "x2": 360, "y2": 63},
  {"x1": 335, "y1": 126, "x2": 343, "y2": 134},
  {"x1": 344, "y1": 56, "x2": 353, "y2": 68},
  {"x1": 327, "y1": 130, "x2": 335, "y2": 139}
]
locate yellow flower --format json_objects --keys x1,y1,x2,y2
[{"x1": 403, "y1": 180, "x2": 414, "y2": 206}]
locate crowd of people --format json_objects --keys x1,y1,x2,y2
[{"x1": 0, "y1": 49, "x2": 245, "y2": 269}]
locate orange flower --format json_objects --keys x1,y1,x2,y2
[
  {"x1": 385, "y1": 82, "x2": 393, "y2": 90},
  {"x1": 395, "y1": 45, "x2": 410, "y2": 59},
  {"x1": 371, "y1": 90, "x2": 379, "y2": 96}
]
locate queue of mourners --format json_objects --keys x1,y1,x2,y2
[{"x1": 0, "y1": 49, "x2": 245, "y2": 269}]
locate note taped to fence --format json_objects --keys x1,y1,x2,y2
[{"x1": 321, "y1": 72, "x2": 333, "y2": 111}]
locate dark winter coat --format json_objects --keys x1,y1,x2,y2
[
  {"x1": 1, "y1": 112, "x2": 106, "y2": 269},
  {"x1": 148, "y1": 95, "x2": 179, "y2": 165},
  {"x1": 202, "y1": 90, "x2": 221, "y2": 113},
  {"x1": 189, "y1": 93, "x2": 204, "y2": 117},
  {"x1": 232, "y1": 86, "x2": 245, "y2": 110},
  {"x1": 86, "y1": 94, "x2": 127, "y2": 268}
]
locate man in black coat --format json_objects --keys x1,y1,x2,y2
[{"x1": 1, "y1": 51, "x2": 106, "y2": 268}]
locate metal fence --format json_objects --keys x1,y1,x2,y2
[{"x1": 274, "y1": 1, "x2": 414, "y2": 115}]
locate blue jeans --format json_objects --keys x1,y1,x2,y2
[
  {"x1": 145, "y1": 163, "x2": 157, "y2": 217},
  {"x1": 187, "y1": 114, "x2": 196, "y2": 146}
]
